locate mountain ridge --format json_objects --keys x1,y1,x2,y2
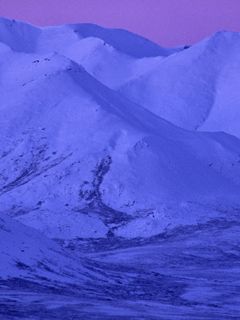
[
  {"x1": 0, "y1": 39, "x2": 240, "y2": 240},
  {"x1": 0, "y1": 16, "x2": 240, "y2": 239}
]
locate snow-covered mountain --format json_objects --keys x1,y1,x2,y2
[
  {"x1": 0, "y1": 18, "x2": 240, "y2": 241},
  {"x1": 0, "y1": 17, "x2": 177, "y2": 57},
  {"x1": 0, "y1": 17, "x2": 180, "y2": 89},
  {"x1": 120, "y1": 31, "x2": 240, "y2": 138},
  {"x1": 1, "y1": 17, "x2": 240, "y2": 319}
]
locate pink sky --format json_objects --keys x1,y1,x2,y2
[{"x1": 0, "y1": 0, "x2": 240, "y2": 46}]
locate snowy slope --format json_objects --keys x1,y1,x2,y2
[
  {"x1": 0, "y1": 17, "x2": 179, "y2": 89},
  {"x1": 37, "y1": 24, "x2": 177, "y2": 88},
  {"x1": 1, "y1": 18, "x2": 240, "y2": 319},
  {"x1": 0, "y1": 18, "x2": 40, "y2": 52},
  {"x1": 120, "y1": 31, "x2": 240, "y2": 138},
  {"x1": 3, "y1": 17, "x2": 240, "y2": 140},
  {"x1": 0, "y1": 18, "x2": 240, "y2": 240},
  {"x1": 0, "y1": 18, "x2": 176, "y2": 57},
  {"x1": 0, "y1": 215, "x2": 86, "y2": 281},
  {"x1": 0, "y1": 44, "x2": 240, "y2": 239}
]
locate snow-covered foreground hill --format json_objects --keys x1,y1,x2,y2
[
  {"x1": 0, "y1": 215, "x2": 88, "y2": 281},
  {"x1": 0, "y1": 17, "x2": 240, "y2": 319}
]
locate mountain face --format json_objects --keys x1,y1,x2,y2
[
  {"x1": 0, "y1": 18, "x2": 240, "y2": 240},
  {"x1": 120, "y1": 31, "x2": 240, "y2": 138},
  {"x1": 1, "y1": 18, "x2": 240, "y2": 319}
]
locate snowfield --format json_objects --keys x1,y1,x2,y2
[{"x1": 0, "y1": 17, "x2": 240, "y2": 319}]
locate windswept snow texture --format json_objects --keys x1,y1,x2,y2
[{"x1": 0, "y1": 17, "x2": 240, "y2": 319}]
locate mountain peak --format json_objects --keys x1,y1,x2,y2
[{"x1": 0, "y1": 16, "x2": 179, "y2": 58}]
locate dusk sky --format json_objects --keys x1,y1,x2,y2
[{"x1": 0, "y1": 0, "x2": 240, "y2": 46}]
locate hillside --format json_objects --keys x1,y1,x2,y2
[
  {"x1": 0, "y1": 215, "x2": 86, "y2": 281},
  {"x1": 120, "y1": 31, "x2": 240, "y2": 138},
  {"x1": 0, "y1": 20, "x2": 240, "y2": 239},
  {"x1": 1, "y1": 17, "x2": 240, "y2": 319}
]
